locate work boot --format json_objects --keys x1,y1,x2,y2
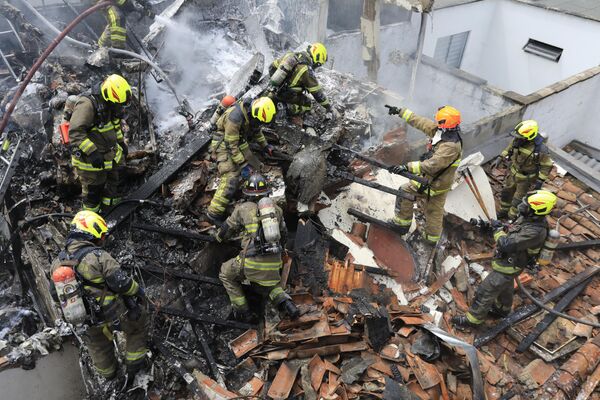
[
  {"x1": 280, "y1": 299, "x2": 300, "y2": 320},
  {"x1": 388, "y1": 222, "x2": 410, "y2": 236},
  {"x1": 231, "y1": 306, "x2": 255, "y2": 323},
  {"x1": 451, "y1": 314, "x2": 477, "y2": 331}
]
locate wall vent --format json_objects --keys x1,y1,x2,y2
[{"x1": 523, "y1": 39, "x2": 563, "y2": 62}]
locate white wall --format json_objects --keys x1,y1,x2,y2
[
  {"x1": 523, "y1": 72, "x2": 600, "y2": 147},
  {"x1": 424, "y1": 0, "x2": 600, "y2": 95}
]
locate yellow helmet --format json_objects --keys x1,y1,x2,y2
[
  {"x1": 251, "y1": 97, "x2": 276, "y2": 123},
  {"x1": 526, "y1": 190, "x2": 557, "y2": 215},
  {"x1": 308, "y1": 42, "x2": 328, "y2": 66},
  {"x1": 71, "y1": 210, "x2": 108, "y2": 239},
  {"x1": 101, "y1": 74, "x2": 132, "y2": 104},
  {"x1": 512, "y1": 120, "x2": 538, "y2": 141}
]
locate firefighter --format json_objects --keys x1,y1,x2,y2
[
  {"x1": 98, "y1": 0, "x2": 154, "y2": 50},
  {"x1": 496, "y1": 120, "x2": 554, "y2": 220},
  {"x1": 206, "y1": 96, "x2": 276, "y2": 224},
  {"x1": 452, "y1": 190, "x2": 557, "y2": 329},
  {"x1": 51, "y1": 211, "x2": 147, "y2": 380},
  {"x1": 386, "y1": 105, "x2": 463, "y2": 244},
  {"x1": 69, "y1": 74, "x2": 130, "y2": 212},
  {"x1": 265, "y1": 42, "x2": 337, "y2": 121},
  {"x1": 215, "y1": 173, "x2": 299, "y2": 322}
]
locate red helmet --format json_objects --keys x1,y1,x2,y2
[
  {"x1": 221, "y1": 95, "x2": 236, "y2": 108},
  {"x1": 435, "y1": 106, "x2": 461, "y2": 129}
]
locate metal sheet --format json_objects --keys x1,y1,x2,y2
[{"x1": 366, "y1": 224, "x2": 416, "y2": 283}]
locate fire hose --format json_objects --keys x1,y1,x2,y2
[
  {"x1": 8, "y1": 0, "x2": 184, "y2": 105},
  {"x1": 516, "y1": 275, "x2": 600, "y2": 328}
]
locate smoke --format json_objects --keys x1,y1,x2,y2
[{"x1": 145, "y1": 11, "x2": 253, "y2": 132}]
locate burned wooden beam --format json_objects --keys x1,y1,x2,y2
[
  {"x1": 474, "y1": 266, "x2": 600, "y2": 348},
  {"x1": 516, "y1": 277, "x2": 592, "y2": 353},
  {"x1": 156, "y1": 305, "x2": 255, "y2": 330},
  {"x1": 556, "y1": 239, "x2": 600, "y2": 251},
  {"x1": 131, "y1": 223, "x2": 215, "y2": 242},
  {"x1": 348, "y1": 208, "x2": 400, "y2": 232},
  {"x1": 105, "y1": 133, "x2": 211, "y2": 229}
]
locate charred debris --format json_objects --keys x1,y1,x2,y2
[{"x1": 0, "y1": 1, "x2": 599, "y2": 400}]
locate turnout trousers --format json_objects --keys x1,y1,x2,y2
[
  {"x1": 500, "y1": 171, "x2": 535, "y2": 219},
  {"x1": 83, "y1": 310, "x2": 148, "y2": 378},
  {"x1": 219, "y1": 256, "x2": 289, "y2": 311},
  {"x1": 76, "y1": 164, "x2": 121, "y2": 213},
  {"x1": 393, "y1": 182, "x2": 449, "y2": 243},
  {"x1": 98, "y1": 5, "x2": 126, "y2": 49},
  {"x1": 466, "y1": 271, "x2": 514, "y2": 325}
]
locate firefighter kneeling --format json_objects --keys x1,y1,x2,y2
[
  {"x1": 214, "y1": 174, "x2": 299, "y2": 322},
  {"x1": 51, "y1": 211, "x2": 148, "y2": 380},
  {"x1": 452, "y1": 190, "x2": 557, "y2": 329}
]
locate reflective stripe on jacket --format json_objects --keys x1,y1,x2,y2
[
  {"x1": 491, "y1": 217, "x2": 548, "y2": 275},
  {"x1": 225, "y1": 202, "x2": 287, "y2": 287}
]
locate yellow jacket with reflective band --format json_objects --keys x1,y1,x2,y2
[
  {"x1": 501, "y1": 138, "x2": 553, "y2": 181},
  {"x1": 271, "y1": 51, "x2": 329, "y2": 107},
  {"x1": 225, "y1": 202, "x2": 286, "y2": 287},
  {"x1": 69, "y1": 96, "x2": 125, "y2": 171},
  {"x1": 51, "y1": 239, "x2": 139, "y2": 315},
  {"x1": 213, "y1": 101, "x2": 267, "y2": 166},
  {"x1": 401, "y1": 112, "x2": 462, "y2": 194},
  {"x1": 491, "y1": 216, "x2": 548, "y2": 275}
]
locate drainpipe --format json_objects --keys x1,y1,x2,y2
[{"x1": 408, "y1": 11, "x2": 428, "y2": 102}]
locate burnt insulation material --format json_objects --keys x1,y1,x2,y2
[
  {"x1": 292, "y1": 219, "x2": 329, "y2": 295},
  {"x1": 286, "y1": 145, "x2": 327, "y2": 204}
]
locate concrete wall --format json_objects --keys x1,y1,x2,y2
[
  {"x1": 522, "y1": 67, "x2": 600, "y2": 147},
  {"x1": 424, "y1": 0, "x2": 600, "y2": 95},
  {"x1": 325, "y1": 20, "x2": 514, "y2": 125}
]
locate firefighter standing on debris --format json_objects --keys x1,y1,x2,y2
[
  {"x1": 97, "y1": 0, "x2": 154, "y2": 50},
  {"x1": 206, "y1": 97, "x2": 277, "y2": 224},
  {"x1": 452, "y1": 190, "x2": 557, "y2": 329},
  {"x1": 69, "y1": 74, "x2": 130, "y2": 212},
  {"x1": 51, "y1": 211, "x2": 148, "y2": 380},
  {"x1": 214, "y1": 174, "x2": 300, "y2": 322},
  {"x1": 265, "y1": 42, "x2": 337, "y2": 122},
  {"x1": 496, "y1": 120, "x2": 554, "y2": 220},
  {"x1": 386, "y1": 105, "x2": 463, "y2": 244}
]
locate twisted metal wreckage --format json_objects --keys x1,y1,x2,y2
[{"x1": 0, "y1": 1, "x2": 599, "y2": 400}]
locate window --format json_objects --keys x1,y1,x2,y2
[
  {"x1": 523, "y1": 39, "x2": 563, "y2": 62},
  {"x1": 433, "y1": 31, "x2": 470, "y2": 69}
]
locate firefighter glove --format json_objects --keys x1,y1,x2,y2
[
  {"x1": 88, "y1": 151, "x2": 104, "y2": 169},
  {"x1": 263, "y1": 144, "x2": 274, "y2": 157},
  {"x1": 124, "y1": 297, "x2": 142, "y2": 321},
  {"x1": 490, "y1": 219, "x2": 504, "y2": 230},
  {"x1": 533, "y1": 179, "x2": 544, "y2": 190},
  {"x1": 389, "y1": 164, "x2": 408, "y2": 174},
  {"x1": 385, "y1": 104, "x2": 401, "y2": 115},
  {"x1": 241, "y1": 164, "x2": 253, "y2": 180}
]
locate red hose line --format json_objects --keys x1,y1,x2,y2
[{"x1": 0, "y1": 1, "x2": 112, "y2": 135}]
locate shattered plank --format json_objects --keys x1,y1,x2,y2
[
  {"x1": 131, "y1": 223, "x2": 215, "y2": 242},
  {"x1": 348, "y1": 207, "x2": 403, "y2": 232},
  {"x1": 556, "y1": 239, "x2": 600, "y2": 251},
  {"x1": 516, "y1": 277, "x2": 592, "y2": 353},
  {"x1": 105, "y1": 133, "x2": 211, "y2": 229},
  {"x1": 268, "y1": 361, "x2": 301, "y2": 400},
  {"x1": 475, "y1": 266, "x2": 600, "y2": 348},
  {"x1": 192, "y1": 322, "x2": 225, "y2": 386}
]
